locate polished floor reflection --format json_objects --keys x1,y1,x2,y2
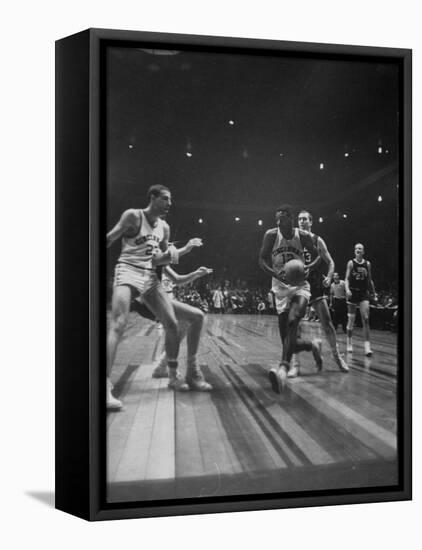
[{"x1": 107, "y1": 314, "x2": 398, "y2": 503}]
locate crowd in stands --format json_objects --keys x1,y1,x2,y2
[
  {"x1": 173, "y1": 277, "x2": 274, "y2": 315},
  {"x1": 107, "y1": 274, "x2": 398, "y2": 331},
  {"x1": 173, "y1": 276, "x2": 398, "y2": 331}
]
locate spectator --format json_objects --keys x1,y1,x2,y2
[
  {"x1": 257, "y1": 300, "x2": 266, "y2": 314},
  {"x1": 212, "y1": 286, "x2": 225, "y2": 313}
]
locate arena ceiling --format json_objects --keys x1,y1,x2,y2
[{"x1": 105, "y1": 45, "x2": 400, "y2": 287}]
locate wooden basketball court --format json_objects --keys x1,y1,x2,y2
[{"x1": 107, "y1": 313, "x2": 398, "y2": 503}]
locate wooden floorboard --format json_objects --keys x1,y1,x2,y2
[
  {"x1": 107, "y1": 314, "x2": 399, "y2": 502},
  {"x1": 111, "y1": 369, "x2": 160, "y2": 483}
]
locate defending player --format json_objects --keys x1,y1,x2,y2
[
  {"x1": 294, "y1": 210, "x2": 348, "y2": 374},
  {"x1": 345, "y1": 243, "x2": 377, "y2": 356},
  {"x1": 106, "y1": 184, "x2": 203, "y2": 410},
  {"x1": 131, "y1": 265, "x2": 213, "y2": 388},
  {"x1": 258, "y1": 204, "x2": 322, "y2": 393}
]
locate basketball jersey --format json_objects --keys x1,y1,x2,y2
[
  {"x1": 348, "y1": 259, "x2": 369, "y2": 291},
  {"x1": 302, "y1": 232, "x2": 325, "y2": 283},
  {"x1": 271, "y1": 227, "x2": 306, "y2": 277},
  {"x1": 118, "y1": 210, "x2": 165, "y2": 269}
]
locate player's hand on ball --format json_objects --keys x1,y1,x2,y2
[
  {"x1": 186, "y1": 238, "x2": 203, "y2": 250},
  {"x1": 276, "y1": 269, "x2": 287, "y2": 283}
]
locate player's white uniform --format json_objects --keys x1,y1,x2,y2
[
  {"x1": 271, "y1": 227, "x2": 311, "y2": 314},
  {"x1": 114, "y1": 210, "x2": 165, "y2": 296}
]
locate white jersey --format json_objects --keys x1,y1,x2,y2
[
  {"x1": 118, "y1": 210, "x2": 165, "y2": 269},
  {"x1": 271, "y1": 227, "x2": 310, "y2": 313},
  {"x1": 271, "y1": 227, "x2": 305, "y2": 280}
]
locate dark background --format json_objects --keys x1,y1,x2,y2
[{"x1": 106, "y1": 46, "x2": 399, "y2": 290}]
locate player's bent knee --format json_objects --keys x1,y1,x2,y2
[
  {"x1": 161, "y1": 316, "x2": 179, "y2": 334},
  {"x1": 192, "y1": 308, "x2": 205, "y2": 325},
  {"x1": 287, "y1": 311, "x2": 303, "y2": 326}
]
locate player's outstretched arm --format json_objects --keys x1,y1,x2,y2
[
  {"x1": 177, "y1": 238, "x2": 203, "y2": 258},
  {"x1": 164, "y1": 266, "x2": 213, "y2": 286},
  {"x1": 106, "y1": 209, "x2": 139, "y2": 247},
  {"x1": 152, "y1": 227, "x2": 203, "y2": 266}
]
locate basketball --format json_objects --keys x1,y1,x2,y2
[{"x1": 284, "y1": 259, "x2": 305, "y2": 285}]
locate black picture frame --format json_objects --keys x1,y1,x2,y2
[{"x1": 55, "y1": 28, "x2": 412, "y2": 521}]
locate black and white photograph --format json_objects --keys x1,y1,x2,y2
[
  {"x1": 4, "y1": 0, "x2": 422, "y2": 541},
  {"x1": 104, "y1": 41, "x2": 403, "y2": 504}
]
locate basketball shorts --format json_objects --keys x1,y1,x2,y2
[
  {"x1": 113, "y1": 262, "x2": 159, "y2": 297},
  {"x1": 130, "y1": 299, "x2": 157, "y2": 321},
  {"x1": 309, "y1": 276, "x2": 329, "y2": 304},
  {"x1": 348, "y1": 289, "x2": 370, "y2": 305},
  {"x1": 272, "y1": 279, "x2": 311, "y2": 314}
]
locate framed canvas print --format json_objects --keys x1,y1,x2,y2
[{"x1": 55, "y1": 28, "x2": 412, "y2": 521}]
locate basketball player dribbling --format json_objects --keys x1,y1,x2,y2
[
  {"x1": 293, "y1": 210, "x2": 349, "y2": 375},
  {"x1": 345, "y1": 243, "x2": 377, "y2": 356},
  {"x1": 259, "y1": 204, "x2": 322, "y2": 393},
  {"x1": 106, "y1": 184, "x2": 204, "y2": 410}
]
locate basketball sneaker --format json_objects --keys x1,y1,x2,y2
[
  {"x1": 167, "y1": 370, "x2": 190, "y2": 391},
  {"x1": 287, "y1": 355, "x2": 300, "y2": 378},
  {"x1": 311, "y1": 339, "x2": 323, "y2": 371},
  {"x1": 107, "y1": 378, "x2": 123, "y2": 411},
  {"x1": 333, "y1": 350, "x2": 349, "y2": 372},
  {"x1": 186, "y1": 360, "x2": 213, "y2": 391},
  {"x1": 152, "y1": 352, "x2": 169, "y2": 378},
  {"x1": 269, "y1": 362, "x2": 288, "y2": 394},
  {"x1": 364, "y1": 341, "x2": 373, "y2": 357}
]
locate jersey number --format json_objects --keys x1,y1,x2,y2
[
  {"x1": 303, "y1": 250, "x2": 312, "y2": 264},
  {"x1": 281, "y1": 252, "x2": 296, "y2": 264},
  {"x1": 354, "y1": 268, "x2": 367, "y2": 280}
]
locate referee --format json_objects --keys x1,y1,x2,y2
[{"x1": 330, "y1": 273, "x2": 347, "y2": 333}]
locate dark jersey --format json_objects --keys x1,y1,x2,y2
[
  {"x1": 302, "y1": 232, "x2": 325, "y2": 283},
  {"x1": 302, "y1": 232, "x2": 328, "y2": 301},
  {"x1": 348, "y1": 259, "x2": 370, "y2": 292}
]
